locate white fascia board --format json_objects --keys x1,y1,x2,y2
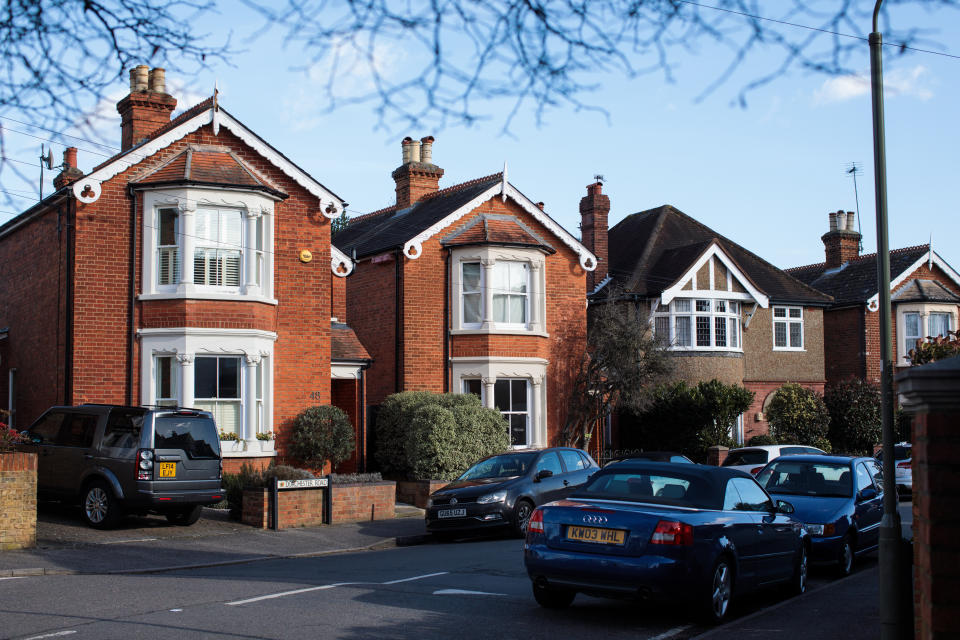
[
  {"x1": 660, "y1": 242, "x2": 769, "y2": 308},
  {"x1": 70, "y1": 108, "x2": 343, "y2": 216},
  {"x1": 138, "y1": 327, "x2": 278, "y2": 341},
  {"x1": 331, "y1": 244, "x2": 355, "y2": 277},
  {"x1": 866, "y1": 250, "x2": 960, "y2": 311},
  {"x1": 401, "y1": 181, "x2": 597, "y2": 271}
]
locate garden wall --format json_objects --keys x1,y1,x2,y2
[
  {"x1": 0, "y1": 452, "x2": 37, "y2": 550},
  {"x1": 396, "y1": 479, "x2": 448, "y2": 508}
]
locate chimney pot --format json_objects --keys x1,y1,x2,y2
[
  {"x1": 64, "y1": 147, "x2": 77, "y2": 170},
  {"x1": 401, "y1": 137, "x2": 415, "y2": 164},
  {"x1": 420, "y1": 136, "x2": 434, "y2": 164},
  {"x1": 148, "y1": 68, "x2": 166, "y2": 93},
  {"x1": 846, "y1": 211, "x2": 855, "y2": 231},
  {"x1": 133, "y1": 65, "x2": 149, "y2": 92},
  {"x1": 536, "y1": 201, "x2": 545, "y2": 211}
]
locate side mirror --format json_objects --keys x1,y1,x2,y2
[
  {"x1": 535, "y1": 469, "x2": 553, "y2": 482},
  {"x1": 858, "y1": 487, "x2": 878, "y2": 501},
  {"x1": 776, "y1": 499, "x2": 795, "y2": 515}
]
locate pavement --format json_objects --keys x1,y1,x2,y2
[{"x1": 0, "y1": 502, "x2": 900, "y2": 638}]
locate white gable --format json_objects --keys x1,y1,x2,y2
[
  {"x1": 866, "y1": 249, "x2": 960, "y2": 311},
  {"x1": 660, "y1": 242, "x2": 769, "y2": 308}
]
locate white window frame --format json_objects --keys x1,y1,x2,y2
[
  {"x1": 139, "y1": 328, "x2": 276, "y2": 455},
  {"x1": 450, "y1": 357, "x2": 547, "y2": 448},
  {"x1": 192, "y1": 207, "x2": 243, "y2": 289},
  {"x1": 193, "y1": 354, "x2": 243, "y2": 436},
  {"x1": 896, "y1": 303, "x2": 958, "y2": 364},
  {"x1": 772, "y1": 305, "x2": 805, "y2": 351},
  {"x1": 490, "y1": 261, "x2": 530, "y2": 328},
  {"x1": 140, "y1": 188, "x2": 278, "y2": 304},
  {"x1": 652, "y1": 298, "x2": 743, "y2": 352},
  {"x1": 450, "y1": 245, "x2": 546, "y2": 336}
]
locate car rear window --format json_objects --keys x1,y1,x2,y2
[
  {"x1": 153, "y1": 415, "x2": 220, "y2": 459},
  {"x1": 574, "y1": 470, "x2": 717, "y2": 509},
  {"x1": 756, "y1": 460, "x2": 853, "y2": 497},
  {"x1": 102, "y1": 408, "x2": 146, "y2": 452},
  {"x1": 722, "y1": 449, "x2": 768, "y2": 466}
]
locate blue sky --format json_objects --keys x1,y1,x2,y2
[{"x1": 5, "y1": 2, "x2": 959, "y2": 273}]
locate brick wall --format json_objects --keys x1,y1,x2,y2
[
  {"x1": 396, "y1": 479, "x2": 448, "y2": 508},
  {"x1": 242, "y1": 486, "x2": 325, "y2": 529},
  {"x1": 345, "y1": 254, "x2": 398, "y2": 407},
  {"x1": 330, "y1": 481, "x2": 396, "y2": 523},
  {"x1": 0, "y1": 452, "x2": 37, "y2": 549},
  {"x1": 742, "y1": 380, "x2": 826, "y2": 442},
  {"x1": 222, "y1": 455, "x2": 274, "y2": 475}
]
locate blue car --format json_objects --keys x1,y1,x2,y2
[
  {"x1": 756, "y1": 455, "x2": 884, "y2": 575},
  {"x1": 523, "y1": 461, "x2": 808, "y2": 623}
]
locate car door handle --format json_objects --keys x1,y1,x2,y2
[{"x1": 84, "y1": 454, "x2": 94, "y2": 459}]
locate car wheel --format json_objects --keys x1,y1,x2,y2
[
  {"x1": 532, "y1": 582, "x2": 575, "y2": 609},
  {"x1": 81, "y1": 481, "x2": 121, "y2": 529},
  {"x1": 791, "y1": 544, "x2": 808, "y2": 595},
  {"x1": 165, "y1": 505, "x2": 203, "y2": 526},
  {"x1": 513, "y1": 500, "x2": 534, "y2": 537},
  {"x1": 838, "y1": 535, "x2": 855, "y2": 576},
  {"x1": 702, "y1": 558, "x2": 734, "y2": 624}
]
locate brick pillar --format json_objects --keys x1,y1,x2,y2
[
  {"x1": 0, "y1": 452, "x2": 37, "y2": 549},
  {"x1": 896, "y1": 356, "x2": 960, "y2": 639},
  {"x1": 707, "y1": 445, "x2": 729, "y2": 466},
  {"x1": 116, "y1": 66, "x2": 177, "y2": 151}
]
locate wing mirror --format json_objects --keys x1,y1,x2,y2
[
  {"x1": 535, "y1": 469, "x2": 553, "y2": 482},
  {"x1": 858, "y1": 487, "x2": 878, "y2": 502},
  {"x1": 776, "y1": 499, "x2": 795, "y2": 515}
]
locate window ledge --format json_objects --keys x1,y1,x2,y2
[
  {"x1": 668, "y1": 350, "x2": 744, "y2": 358},
  {"x1": 139, "y1": 292, "x2": 279, "y2": 306},
  {"x1": 772, "y1": 347, "x2": 806, "y2": 352},
  {"x1": 451, "y1": 328, "x2": 549, "y2": 337},
  {"x1": 222, "y1": 449, "x2": 278, "y2": 459}
]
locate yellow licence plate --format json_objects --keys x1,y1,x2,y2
[
  {"x1": 566, "y1": 525, "x2": 627, "y2": 545},
  {"x1": 159, "y1": 462, "x2": 177, "y2": 478}
]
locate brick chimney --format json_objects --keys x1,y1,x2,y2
[
  {"x1": 116, "y1": 65, "x2": 177, "y2": 151},
  {"x1": 580, "y1": 180, "x2": 610, "y2": 293},
  {"x1": 821, "y1": 210, "x2": 861, "y2": 268},
  {"x1": 52, "y1": 147, "x2": 84, "y2": 191},
  {"x1": 392, "y1": 135, "x2": 444, "y2": 209}
]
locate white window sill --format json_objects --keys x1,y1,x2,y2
[
  {"x1": 221, "y1": 449, "x2": 278, "y2": 459},
  {"x1": 668, "y1": 347, "x2": 744, "y2": 352},
  {"x1": 452, "y1": 328, "x2": 549, "y2": 337},
  {"x1": 772, "y1": 347, "x2": 806, "y2": 352},
  {"x1": 139, "y1": 292, "x2": 279, "y2": 305}
]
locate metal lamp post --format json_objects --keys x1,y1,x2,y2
[{"x1": 869, "y1": 2, "x2": 907, "y2": 638}]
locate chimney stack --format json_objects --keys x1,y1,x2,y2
[
  {"x1": 579, "y1": 180, "x2": 610, "y2": 293},
  {"x1": 116, "y1": 65, "x2": 177, "y2": 151},
  {"x1": 52, "y1": 147, "x2": 84, "y2": 191},
  {"x1": 392, "y1": 135, "x2": 443, "y2": 209},
  {"x1": 821, "y1": 209, "x2": 861, "y2": 268}
]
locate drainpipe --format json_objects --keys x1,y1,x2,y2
[
  {"x1": 394, "y1": 248, "x2": 402, "y2": 393},
  {"x1": 444, "y1": 249, "x2": 450, "y2": 393},
  {"x1": 64, "y1": 198, "x2": 75, "y2": 404},
  {"x1": 127, "y1": 186, "x2": 138, "y2": 406},
  {"x1": 359, "y1": 366, "x2": 366, "y2": 472}
]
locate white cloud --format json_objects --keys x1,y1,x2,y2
[{"x1": 813, "y1": 65, "x2": 934, "y2": 105}]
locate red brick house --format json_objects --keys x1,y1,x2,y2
[
  {"x1": 332, "y1": 137, "x2": 597, "y2": 450},
  {"x1": 786, "y1": 211, "x2": 960, "y2": 386},
  {"x1": 0, "y1": 66, "x2": 371, "y2": 472},
  {"x1": 580, "y1": 183, "x2": 833, "y2": 444}
]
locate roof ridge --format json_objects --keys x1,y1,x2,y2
[
  {"x1": 789, "y1": 243, "x2": 930, "y2": 272},
  {"x1": 419, "y1": 171, "x2": 502, "y2": 202}
]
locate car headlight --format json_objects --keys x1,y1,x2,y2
[
  {"x1": 477, "y1": 490, "x2": 507, "y2": 504},
  {"x1": 803, "y1": 523, "x2": 835, "y2": 536},
  {"x1": 426, "y1": 498, "x2": 433, "y2": 509}
]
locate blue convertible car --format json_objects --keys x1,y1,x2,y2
[
  {"x1": 756, "y1": 455, "x2": 884, "y2": 575},
  {"x1": 523, "y1": 461, "x2": 808, "y2": 623}
]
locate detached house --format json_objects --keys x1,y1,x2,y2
[
  {"x1": 333, "y1": 138, "x2": 597, "y2": 450},
  {"x1": 580, "y1": 183, "x2": 833, "y2": 443},
  {"x1": 786, "y1": 211, "x2": 960, "y2": 385},
  {"x1": 0, "y1": 66, "x2": 371, "y2": 472}
]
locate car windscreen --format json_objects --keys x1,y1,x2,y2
[
  {"x1": 572, "y1": 470, "x2": 718, "y2": 509},
  {"x1": 457, "y1": 452, "x2": 538, "y2": 480},
  {"x1": 722, "y1": 449, "x2": 769, "y2": 466},
  {"x1": 756, "y1": 460, "x2": 853, "y2": 497},
  {"x1": 153, "y1": 416, "x2": 220, "y2": 459}
]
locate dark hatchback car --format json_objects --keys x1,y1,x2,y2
[
  {"x1": 524, "y1": 461, "x2": 807, "y2": 623},
  {"x1": 19, "y1": 404, "x2": 224, "y2": 528},
  {"x1": 756, "y1": 455, "x2": 884, "y2": 575},
  {"x1": 426, "y1": 447, "x2": 599, "y2": 537}
]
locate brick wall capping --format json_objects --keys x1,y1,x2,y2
[{"x1": 896, "y1": 356, "x2": 960, "y2": 412}]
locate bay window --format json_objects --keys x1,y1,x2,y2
[
  {"x1": 491, "y1": 262, "x2": 528, "y2": 325},
  {"x1": 495, "y1": 379, "x2": 529, "y2": 446},
  {"x1": 773, "y1": 306, "x2": 803, "y2": 350},
  {"x1": 452, "y1": 246, "x2": 545, "y2": 334},
  {"x1": 898, "y1": 305, "x2": 957, "y2": 364},
  {"x1": 653, "y1": 298, "x2": 741, "y2": 351}
]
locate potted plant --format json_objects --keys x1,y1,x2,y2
[
  {"x1": 256, "y1": 431, "x2": 274, "y2": 452},
  {"x1": 218, "y1": 429, "x2": 244, "y2": 453},
  {"x1": 0, "y1": 420, "x2": 26, "y2": 453}
]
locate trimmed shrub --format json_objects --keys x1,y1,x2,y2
[
  {"x1": 747, "y1": 434, "x2": 778, "y2": 446},
  {"x1": 374, "y1": 391, "x2": 509, "y2": 481},
  {"x1": 825, "y1": 380, "x2": 881, "y2": 455},
  {"x1": 290, "y1": 405, "x2": 356, "y2": 470},
  {"x1": 767, "y1": 383, "x2": 831, "y2": 451},
  {"x1": 330, "y1": 472, "x2": 383, "y2": 484}
]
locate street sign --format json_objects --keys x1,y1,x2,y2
[{"x1": 277, "y1": 478, "x2": 329, "y2": 489}]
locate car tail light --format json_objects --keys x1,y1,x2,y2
[
  {"x1": 137, "y1": 449, "x2": 154, "y2": 480},
  {"x1": 897, "y1": 461, "x2": 911, "y2": 470},
  {"x1": 650, "y1": 520, "x2": 694, "y2": 546},
  {"x1": 527, "y1": 508, "x2": 545, "y2": 536},
  {"x1": 750, "y1": 466, "x2": 764, "y2": 475}
]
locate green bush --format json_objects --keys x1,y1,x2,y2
[
  {"x1": 747, "y1": 434, "x2": 778, "y2": 446},
  {"x1": 767, "y1": 383, "x2": 831, "y2": 451},
  {"x1": 221, "y1": 463, "x2": 314, "y2": 519},
  {"x1": 825, "y1": 380, "x2": 881, "y2": 455},
  {"x1": 374, "y1": 391, "x2": 509, "y2": 481},
  {"x1": 290, "y1": 405, "x2": 356, "y2": 470}
]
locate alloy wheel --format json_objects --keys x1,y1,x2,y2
[
  {"x1": 515, "y1": 501, "x2": 533, "y2": 535},
  {"x1": 84, "y1": 487, "x2": 108, "y2": 524},
  {"x1": 712, "y1": 563, "x2": 732, "y2": 619}
]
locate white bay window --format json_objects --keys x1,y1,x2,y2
[
  {"x1": 653, "y1": 298, "x2": 741, "y2": 351},
  {"x1": 451, "y1": 246, "x2": 546, "y2": 335},
  {"x1": 897, "y1": 304, "x2": 957, "y2": 364}
]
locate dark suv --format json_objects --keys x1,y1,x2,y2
[{"x1": 19, "y1": 404, "x2": 224, "y2": 528}]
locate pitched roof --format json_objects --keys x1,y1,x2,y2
[
  {"x1": 605, "y1": 205, "x2": 832, "y2": 305},
  {"x1": 440, "y1": 212, "x2": 555, "y2": 252},
  {"x1": 133, "y1": 145, "x2": 286, "y2": 197},
  {"x1": 786, "y1": 245, "x2": 930, "y2": 306},
  {"x1": 331, "y1": 322, "x2": 372, "y2": 361},
  {"x1": 891, "y1": 279, "x2": 960, "y2": 304}
]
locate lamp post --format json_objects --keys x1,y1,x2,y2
[{"x1": 869, "y1": 2, "x2": 906, "y2": 638}]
